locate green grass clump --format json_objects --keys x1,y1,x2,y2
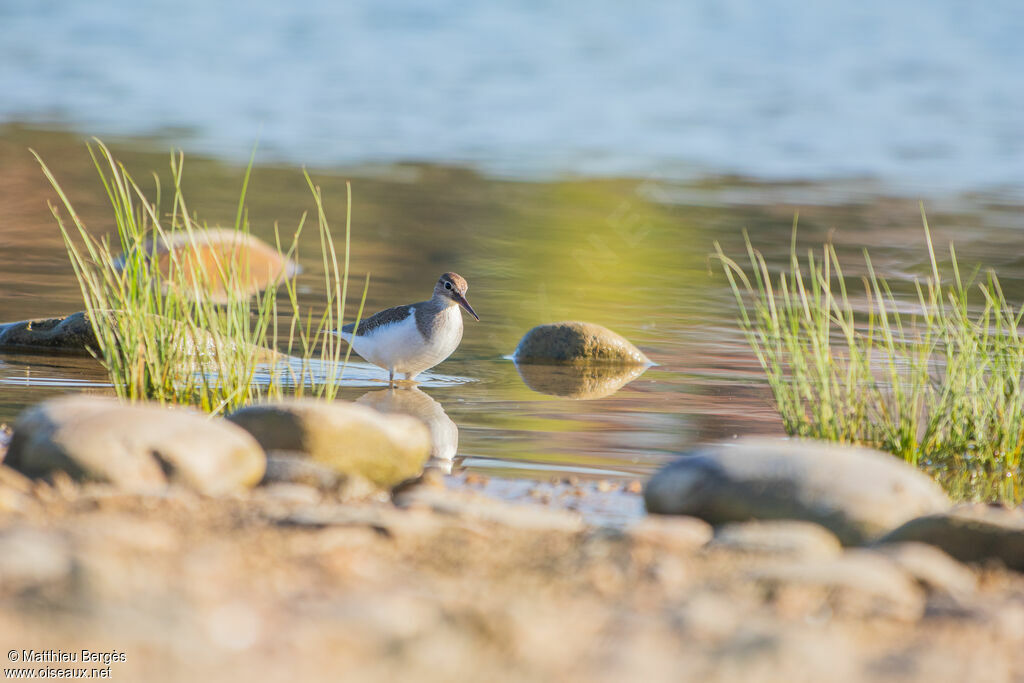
[
  {"x1": 34, "y1": 140, "x2": 367, "y2": 413},
  {"x1": 715, "y1": 208, "x2": 1024, "y2": 477}
]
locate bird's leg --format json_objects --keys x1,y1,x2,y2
[{"x1": 388, "y1": 369, "x2": 395, "y2": 386}]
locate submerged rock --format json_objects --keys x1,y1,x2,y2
[
  {"x1": 877, "y1": 506, "x2": 1024, "y2": 571},
  {"x1": 227, "y1": 399, "x2": 431, "y2": 488},
  {"x1": 644, "y1": 438, "x2": 951, "y2": 546},
  {"x1": 513, "y1": 321, "x2": 651, "y2": 365},
  {"x1": 0, "y1": 312, "x2": 97, "y2": 354},
  {"x1": 514, "y1": 361, "x2": 648, "y2": 399},
  {"x1": 6, "y1": 395, "x2": 266, "y2": 495},
  {"x1": 116, "y1": 228, "x2": 299, "y2": 302}
]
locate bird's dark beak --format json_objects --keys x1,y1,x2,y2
[{"x1": 456, "y1": 294, "x2": 480, "y2": 321}]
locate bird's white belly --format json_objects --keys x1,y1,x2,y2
[{"x1": 347, "y1": 307, "x2": 463, "y2": 377}]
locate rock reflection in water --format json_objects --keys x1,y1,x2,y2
[
  {"x1": 357, "y1": 386, "x2": 458, "y2": 471},
  {"x1": 514, "y1": 362, "x2": 649, "y2": 399}
]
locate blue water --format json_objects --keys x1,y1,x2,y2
[{"x1": 1, "y1": 0, "x2": 1023, "y2": 191}]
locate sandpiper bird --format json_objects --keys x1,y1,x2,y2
[{"x1": 339, "y1": 272, "x2": 479, "y2": 383}]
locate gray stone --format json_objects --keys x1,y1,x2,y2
[
  {"x1": 513, "y1": 321, "x2": 651, "y2": 365},
  {"x1": 228, "y1": 399, "x2": 431, "y2": 488},
  {"x1": 877, "y1": 507, "x2": 1024, "y2": 571},
  {"x1": 644, "y1": 438, "x2": 950, "y2": 546},
  {"x1": 7, "y1": 395, "x2": 266, "y2": 495},
  {"x1": 711, "y1": 520, "x2": 842, "y2": 559},
  {"x1": 0, "y1": 311, "x2": 97, "y2": 354}
]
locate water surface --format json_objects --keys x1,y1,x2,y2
[
  {"x1": 3, "y1": 129, "x2": 1024, "y2": 520},
  {"x1": 1, "y1": 1, "x2": 1022, "y2": 193}
]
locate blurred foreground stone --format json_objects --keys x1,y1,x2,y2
[
  {"x1": 0, "y1": 474, "x2": 1021, "y2": 683},
  {"x1": 228, "y1": 399, "x2": 431, "y2": 488},
  {"x1": 879, "y1": 506, "x2": 1024, "y2": 571},
  {"x1": 644, "y1": 438, "x2": 951, "y2": 545},
  {"x1": 6, "y1": 395, "x2": 265, "y2": 495}
]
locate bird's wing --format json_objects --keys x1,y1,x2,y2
[{"x1": 342, "y1": 303, "x2": 415, "y2": 336}]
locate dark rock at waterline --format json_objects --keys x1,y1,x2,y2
[
  {"x1": 513, "y1": 322, "x2": 651, "y2": 365},
  {"x1": 644, "y1": 438, "x2": 951, "y2": 546},
  {"x1": 0, "y1": 312, "x2": 97, "y2": 354},
  {"x1": 514, "y1": 361, "x2": 648, "y2": 399},
  {"x1": 877, "y1": 506, "x2": 1024, "y2": 572},
  {"x1": 227, "y1": 399, "x2": 431, "y2": 488},
  {"x1": 7, "y1": 396, "x2": 266, "y2": 495}
]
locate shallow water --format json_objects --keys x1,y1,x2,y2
[
  {"x1": 3, "y1": 128, "x2": 1024, "y2": 521},
  {"x1": 2, "y1": 1, "x2": 1023, "y2": 194}
]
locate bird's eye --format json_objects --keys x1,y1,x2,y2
[{"x1": 444, "y1": 282, "x2": 453, "y2": 290}]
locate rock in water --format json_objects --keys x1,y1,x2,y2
[
  {"x1": 513, "y1": 322, "x2": 651, "y2": 365},
  {"x1": 0, "y1": 312, "x2": 97, "y2": 354},
  {"x1": 6, "y1": 396, "x2": 266, "y2": 495},
  {"x1": 877, "y1": 506, "x2": 1024, "y2": 571},
  {"x1": 116, "y1": 228, "x2": 299, "y2": 302},
  {"x1": 644, "y1": 438, "x2": 950, "y2": 546},
  {"x1": 227, "y1": 399, "x2": 431, "y2": 488}
]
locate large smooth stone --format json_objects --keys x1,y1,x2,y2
[
  {"x1": 116, "y1": 228, "x2": 299, "y2": 301},
  {"x1": 513, "y1": 321, "x2": 651, "y2": 365},
  {"x1": 227, "y1": 399, "x2": 431, "y2": 488},
  {"x1": 514, "y1": 361, "x2": 648, "y2": 399},
  {"x1": 644, "y1": 438, "x2": 951, "y2": 546},
  {"x1": 6, "y1": 396, "x2": 266, "y2": 495},
  {"x1": 877, "y1": 506, "x2": 1024, "y2": 571},
  {"x1": 0, "y1": 312, "x2": 97, "y2": 354}
]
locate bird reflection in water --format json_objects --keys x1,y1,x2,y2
[{"x1": 356, "y1": 386, "x2": 459, "y2": 473}]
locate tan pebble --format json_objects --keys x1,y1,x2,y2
[
  {"x1": 596, "y1": 480, "x2": 614, "y2": 493},
  {"x1": 626, "y1": 480, "x2": 643, "y2": 494}
]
